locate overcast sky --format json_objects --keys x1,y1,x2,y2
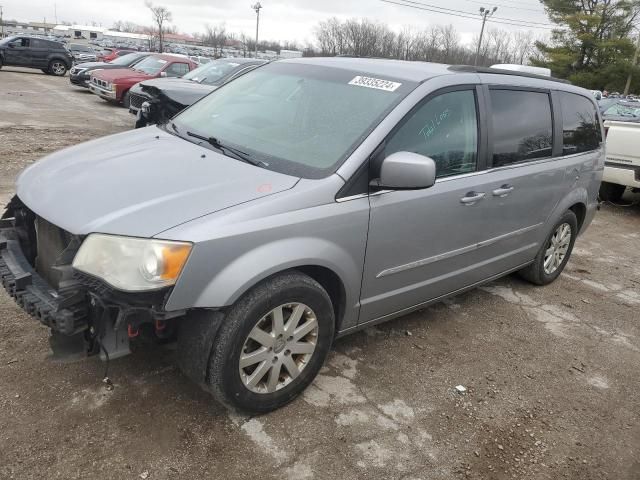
[{"x1": 5, "y1": 0, "x2": 553, "y2": 46}]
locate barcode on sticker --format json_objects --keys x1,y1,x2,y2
[{"x1": 348, "y1": 76, "x2": 402, "y2": 92}]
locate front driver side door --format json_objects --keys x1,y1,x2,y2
[
  {"x1": 359, "y1": 86, "x2": 518, "y2": 322},
  {"x1": 5, "y1": 38, "x2": 30, "y2": 66}
]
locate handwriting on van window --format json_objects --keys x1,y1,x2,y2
[{"x1": 419, "y1": 109, "x2": 451, "y2": 141}]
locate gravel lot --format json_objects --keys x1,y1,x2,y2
[{"x1": 1, "y1": 66, "x2": 639, "y2": 480}]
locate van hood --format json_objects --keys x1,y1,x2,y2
[{"x1": 16, "y1": 127, "x2": 299, "y2": 238}]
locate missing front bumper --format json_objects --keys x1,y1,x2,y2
[{"x1": 0, "y1": 230, "x2": 89, "y2": 335}]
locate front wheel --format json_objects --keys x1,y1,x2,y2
[
  {"x1": 48, "y1": 60, "x2": 67, "y2": 76},
  {"x1": 207, "y1": 272, "x2": 335, "y2": 413},
  {"x1": 518, "y1": 210, "x2": 577, "y2": 286}
]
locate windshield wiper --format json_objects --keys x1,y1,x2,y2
[{"x1": 186, "y1": 131, "x2": 268, "y2": 168}]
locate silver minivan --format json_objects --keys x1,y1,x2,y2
[{"x1": 0, "y1": 58, "x2": 603, "y2": 412}]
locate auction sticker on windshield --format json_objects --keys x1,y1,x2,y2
[{"x1": 349, "y1": 76, "x2": 402, "y2": 92}]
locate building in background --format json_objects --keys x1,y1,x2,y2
[{"x1": 53, "y1": 25, "x2": 107, "y2": 40}]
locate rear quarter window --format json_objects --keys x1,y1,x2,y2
[
  {"x1": 559, "y1": 92, "x2": 601, "y2": 155},
  {"x1": 490, "y1": 89, "x2": 553, "y2": 167}
]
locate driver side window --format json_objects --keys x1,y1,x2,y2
[
  {"x1": 10, "y1": 38, "x2": 29, "y2": 48},
  {"x1": 165, "y1": 62, "x2": 190, "y2": 77},
  {"x1": 384, "y1": 89, "x2": 478, "y2": 179}
]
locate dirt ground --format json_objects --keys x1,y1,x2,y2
[{"x1": 1, "y1": 66, "x2": 639, "y2": 480}]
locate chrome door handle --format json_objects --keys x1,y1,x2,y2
[
  {"x1": 460, "y1": 191, "x2": 486, "y2": 205},
  {"x1": 492, "y1": 185, "x2": 514, "y2": 197}
]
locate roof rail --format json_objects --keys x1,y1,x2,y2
[{"x1": 448, "y1": 65, "x2": 570, "y2": 84}]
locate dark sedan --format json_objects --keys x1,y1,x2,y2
[
  {"x1": 69, "y1": 52, "x2": 152, "y2": 87},
  {"x1": 129, "y1": 58, "x2": 266, "y2": 128}
]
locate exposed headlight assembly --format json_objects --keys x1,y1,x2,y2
[{"x1": 72, "y1": 234, "x2": 192, "y2": 291}]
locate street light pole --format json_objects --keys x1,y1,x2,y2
[
  {"x1": 0, "y1": 6, "x2": 4, "y2": 39},
  {"x1": 252, "y1": 2, "x2": 262, "y2": 59},
  {"x1": 475, "y1": 6, "x2": 497, "y2": 66}
]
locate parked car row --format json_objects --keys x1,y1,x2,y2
[
  {"x1": 86, "y1": 54, "x2": 199, "y2": 107},
  {"x1": 69, "y1": 52, "x2": 153, "y2": 86},
  {"x1": 69, "y1": 51, "x2": 266, "y2": 126},
  {"x1": 129, "y1": 58, "x2": 266, "y2": 127}
]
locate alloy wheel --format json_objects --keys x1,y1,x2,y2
[
  {"x1": 239, "y1": 303, "x2": 319, "y2": 394},
  {"x1": 52, "y1": 62, "x2": 65, "y2": 75},
  {"x1": 543, "y1": 223, "x2": 571, "y2": 275}
]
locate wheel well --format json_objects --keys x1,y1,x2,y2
[
  {"x1": 294, "y1": 265, "x2": 346, "y2": 331},
  {"x1": 569, "y1": 203, "x2": 586, "y2": 232}
]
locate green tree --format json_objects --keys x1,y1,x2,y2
[{"x1": 534, "y1": 0, "x2": 640, "y2": 91}]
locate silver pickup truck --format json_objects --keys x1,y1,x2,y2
[{"x1": 600, "y1": 120, "x2": 640, "y2": 202}]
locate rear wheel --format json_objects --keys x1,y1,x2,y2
[
  {"x1": 48, "y1": 60, "x2": 67, "y2": 76},
  {"x1": 0, "y1": 57, "x2": 3, "y2": 70},
  {"x1": 599, "y1": 182, "x2": 626, "y2": 203},
  {"x1": 518, "y1": 210, "x2": 577, "y2": 286},
  {"x1": 207, "y1": 272, "x2": 335, "y2": 413}
]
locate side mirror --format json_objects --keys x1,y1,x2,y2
[
  {"x1": 160, "y1": 71, "x2": 168, "y2": 78},
  {"x1": 373, "y1": 152, "x2": 436, "y2": 190}
]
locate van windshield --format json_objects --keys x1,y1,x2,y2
[{"x1": 172, "y1": 62, "x2": 416, "y2": 178}]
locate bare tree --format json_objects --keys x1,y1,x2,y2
[
  {"x1": 112, "y1": 20, "x2": 145, "y2": 33},
  {"x1": 204, "y1": 23, "x2": 227, "y2": 56},
  {"x1": 314, "y1": 17, "x2": 539, "y2": 67},
  {"x1": 146, "y1": 1, "x2": 172, "y2": 53}
]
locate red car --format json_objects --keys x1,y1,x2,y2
[
  {"x1": 89, "y1": 54, "x2": 197, "y2": 107},
  {"x1": 99, "y1": 48, "x2": 135, "y2": 62}
]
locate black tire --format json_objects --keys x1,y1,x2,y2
[
  {"x1": 207, "y1": 271, "x2": 335, "y2": 413},
  {"x1": 599, "y1": 182, "x2": 626, "y2": 203},
  {"x1": 518, "y1": 210, "x2": 578, "y2": 286},
  {"x1": 134, "y1": 116, "x2": 148, "y2": 129},
  {"x1": 48, "y1": 60, "x2": 67, "y2": 76},
  {"x1": 122, "y1": 91, "x2": 131, "y2": 109}
]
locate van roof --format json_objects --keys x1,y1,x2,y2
[
  {"x1": 279, "y1": 57, "x2": 453, "y2": 82},
  {"x1": 279, "y1": 57, "x2": 569, "y2": 85}
]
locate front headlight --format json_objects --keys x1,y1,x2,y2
[
  {"x1": 111, "y1": 83, "x2": 117, "y2": 92},
  {"x1": 72, "y1": 234, "x2": 192, "y2": 291}
]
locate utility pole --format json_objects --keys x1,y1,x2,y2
[
  {"x1": 624, "y1": 33, "x2": 640, "y2": 96},
  {"x1": 474, "y1": 6, "x2": 497, "y2": 66},
  {"x1": 252, "y1": 2, "x2": 262, "y2": 59},
  {"x1": 0, "y1": 6, "x2": 4, "y2": 39}
]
